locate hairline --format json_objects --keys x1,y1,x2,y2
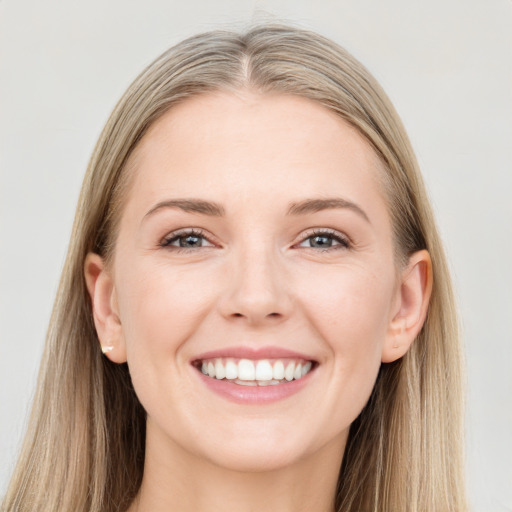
[{"x1": 103, "y1": 87, "x2": 406, "y2": 273}]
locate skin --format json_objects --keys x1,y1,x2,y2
[{"x1": 85, "y1": 91, "x2": 432, "y2": 512}]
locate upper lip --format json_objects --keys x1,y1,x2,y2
[{"x1": 192, "y1": 346, "x2": 317, "y2": 363}]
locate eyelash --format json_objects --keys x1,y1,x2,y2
[
  {"x1": 298, "y1": 228, "x2": 350, "y2": 251},
  {"x1": 160, "y1": 229, "x2": 212, "y2": 253},
  {"x1": 160, "y1": 228, "x2": 351, "y2": 253}
]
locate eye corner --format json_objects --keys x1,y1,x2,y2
[
  {"x1": 294, "y1": 228, "x2": 352, "y2": 252},
  {"x1": 159, "y1": 228, "x2": 218, "y2": 252}
]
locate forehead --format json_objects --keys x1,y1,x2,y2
[{"x1": 123, "y1": 91, "x2": 389, "y2": 223}]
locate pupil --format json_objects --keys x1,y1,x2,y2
[
  {"x1": 180, "y1": 235, "x2": 201, "y2": 247},
  {"x1": 311, "y1": 235, "x2": 331, "y2": 248}
]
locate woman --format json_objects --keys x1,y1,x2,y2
[{"x1": 1, "y1": 25, "x2": 467, "y2": 512}]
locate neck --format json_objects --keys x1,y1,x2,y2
[{"x1": 128, "y1": 424, "x2": 346, "y2": 512}]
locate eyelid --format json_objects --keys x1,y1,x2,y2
[
  {"x1": 159, "y1": 227, "x2": 351, "y2": 252},
  {"x1": 160, "y1": 228, "x2": 217, "y2": 249},
  {"x1": 294, "y1": 228, "x2": 351, "y2": 250}
]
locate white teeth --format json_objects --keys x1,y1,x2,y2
[
  {"x1": 238, "y1": 359, "x2": 256, "y2": 381},
  {"x1": 225, "y1": 360, "x2": 238, "y2": 379},
  {"x1": 235, "y1": 379, "x2": 257, "y2": 386},
  {"x1": 236, "y1": 379, "x2": 286, "y2": 387},
  {"x1": 198, "y1": 357, "x2": 314, "y2": 384},
  {"x1": 273, "y1": 360, "x2": 285, "y2": 380},
  {"x1": 284, "y1": 362, "x2": 295, "y2": 381},
  {"x1": 255, "y1": 360, "x2": 273, "y2": 380},
  {"x1": 215, "y1": 360, "x2": 225, "y2": 379}
]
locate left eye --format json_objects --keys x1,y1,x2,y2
[{"x1": 298, "y1": 231, "x2": 349, "y2": 250}]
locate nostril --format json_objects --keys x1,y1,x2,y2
[{"x1": 231, "y1": 312, "x2": 281, "y2": 319}]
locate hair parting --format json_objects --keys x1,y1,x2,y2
[{"x1": 2, "y1": 24, "x2": 466, "y2": 512}]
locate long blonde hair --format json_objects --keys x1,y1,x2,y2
[{"x1": 2, "y1": 25, "x2": 467, "y2": 512}]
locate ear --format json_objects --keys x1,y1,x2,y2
[
  {"x1": 382, "y1": 249, "x2": 433, "y2": 363},
  {"x1": 84, "y1": 253, "x2": 127, "y2": 363}
]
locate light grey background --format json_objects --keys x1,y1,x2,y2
[{"x1": 1, "y1": 1, "x2": 511, "y2": 510}]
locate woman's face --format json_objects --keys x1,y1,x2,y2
[{"x1": 104, "y1": 92, "x2": 405, "y2": 471}]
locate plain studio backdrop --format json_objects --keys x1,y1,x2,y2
[{"x1": 0, "y1": 1, "x2": 511, "y2": 510}]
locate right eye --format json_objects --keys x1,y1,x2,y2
[{"x1": 160, "y1": 229, "x2": 215, "y2": 251}]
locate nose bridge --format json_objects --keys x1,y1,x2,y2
[{"x1": 220, "y1": 238, "x2": 292, "y2": 324}]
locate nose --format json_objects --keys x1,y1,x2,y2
[{"x1": 217, "y1": 247, "x2": 293, "y2": 326}]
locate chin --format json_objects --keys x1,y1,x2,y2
[
  {"x1": 187, "y1": 423, "x2": 321, "y2": 473},
  {"x1": 205, "y1": 443, "x2": 306, "y2": 473}
]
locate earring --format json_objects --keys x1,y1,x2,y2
[{"x1": 101, "y1": 344, "x2": 114, "y2": 354}]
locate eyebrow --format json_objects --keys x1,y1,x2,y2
[
  {"x1": 144, "y1": 199, "x2": 226, "y2": 219},
  {"x1": 143, "y1": 197, "x2": 370, "y2": 223},
  {"x1": 286, "y1": 198, "x2": 370, "y2": 223}
]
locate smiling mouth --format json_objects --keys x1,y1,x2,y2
[{"x1": 192, "y1": 357, "x2": 316, "y2": 386}]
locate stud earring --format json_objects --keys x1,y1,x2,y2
[{"x1": 101, "y1": 344, "x2": 114, "y2": 354}]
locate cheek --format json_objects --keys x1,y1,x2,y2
[
  {"x1": 113, "y1": 261, "x2": 220, "y2": 422},
  {"x1": 119, "y1": 265, "x2": 212, "y2": 332},
  {"x1": 296, "y1": 263, "x2": 394, "y2": 407},
  {"x1": 116, "y1": 261, "x2": 219, "y2": 356},
  {"x1": 298, "y1": 262, "x2": 394, "y2": 348}
]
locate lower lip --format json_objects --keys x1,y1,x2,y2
[{"x1": 194, "y1": 368, "x2": 315, "y2": 404}]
